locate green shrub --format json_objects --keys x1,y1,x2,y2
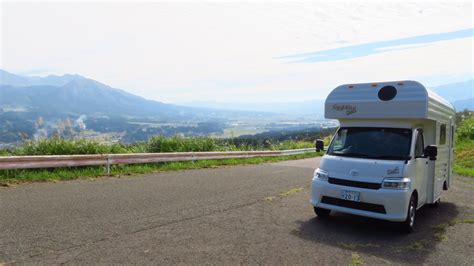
[
  {"x1": 273, "y1": 140, "x2": 314, "y2": 150},
  {"x1": 145, "y1": 135, "x2": 217, "y2": 153},
  {"x1": 454, "y1": 139, "x2": 474, "y2": 177},
  {"x1": 454, "y1": 114, "x2": 474, "y2": 177},
  {"x1": 456, "y1": 116, "x2": 474, "y2": 141},
  {"x1": 0, "y1": 135, "x2": 317, "y2": 156},
  {"x1": 11, "y1": 137, "x2": 128, "y2": 156}
]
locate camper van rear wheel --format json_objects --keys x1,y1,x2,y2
[
  {"x1": 314, "y1": 207, "x2": 330, "y2": 218},
  {"x1": 401, "y1": 195, "x2": 417, "y2": 233}
]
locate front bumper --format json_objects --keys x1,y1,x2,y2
[{"x1": 310, "y1": 178, "x2": 411, "y2": 222}]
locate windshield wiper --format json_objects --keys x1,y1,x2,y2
[
  {"x1": 371, "y1": 155, "x2": 411, "y2": 160},
  {"x1": 331, "y1": 152, "x2": 370, "y2": 158}
]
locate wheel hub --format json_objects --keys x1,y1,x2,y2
[{"x1": 409, "y1": 204, "x2": 415, "y2": 227}]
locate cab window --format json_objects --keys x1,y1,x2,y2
[
  {"x1": 332, "y1": 128, "x2": 347, "y2": 150},
  {"x1": 415, "y1": 130, "x2": 424, "y2": 158}
]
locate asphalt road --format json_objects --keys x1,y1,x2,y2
[{"x1": 1, "y1": 158, "x2": 473, "y2": 265}]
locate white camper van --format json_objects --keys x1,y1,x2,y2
[{"x1": 311, "y1": 81, "x2": 455, "y2": 232}]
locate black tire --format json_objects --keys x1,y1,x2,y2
[
  {"x1": 401, "y1": 194, "x2": 417, "y2": 233},
  {"x1": 314, "y1": 207, "x2": 331, "y2": 218}
]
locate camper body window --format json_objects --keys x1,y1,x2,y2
[
  {"x1": 327, "y1": 127, "x2": 412, "y2": 160},
  {"x1": 440, "y1": 124, "x2": 447, "y2": 145}
]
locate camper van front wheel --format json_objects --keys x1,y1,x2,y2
[
  {"x1": 314, "y1": 207, "x2": 330, "y2": 218},
  {"x1": 401, "y1": 194, "x2": 417, "y2": 233}
]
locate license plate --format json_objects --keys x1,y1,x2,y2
[{"x1": 341, "y1": 190, "x2": 360, "y2": 202}]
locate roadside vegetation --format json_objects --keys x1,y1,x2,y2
[
  {"x1": 1, "y1": 110, "x2": 472, "y2": 182},
  {"x1": 454, "y1": 110, "x2": 474, "y2": 177},
  {"x1": 0, "y1": 152, "x2": 320, "y2": 184},
  {"x1": 0, "y1": 135, "x2": 317, "y2": 156},
  {"x1": 0, "y1": 134, "x2": 325, "y2": 183}
]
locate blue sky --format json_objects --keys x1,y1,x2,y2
[
  {"x1": 1, "y1": 2, "x2": 473, "y2": 103},
  {"x1": 280, "y1": 28, "x2": 473, "y2": 63}
]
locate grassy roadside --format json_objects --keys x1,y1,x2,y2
[
  {"x1": 454, "y1": 112, "x2": 474, "y2": 177},
  {"x1": 0, "y1": 151, "x2": 321, "y2": 185},
  {"x1": 454, "y1": 140, "x2": 474, "y2": 177},
  {"x1": 0, "y1": 136, "x2": 316, "y2": 156}
]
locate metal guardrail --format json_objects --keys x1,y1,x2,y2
[{"x1": 0, "y1": 148, "x2": 316, "y2": 173}]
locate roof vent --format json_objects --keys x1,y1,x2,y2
[{"x1": 378, "y1": 85, "x2": 397, "y2": 101}]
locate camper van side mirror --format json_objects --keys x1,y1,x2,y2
[
  {"x1": 315, "y1": 139, "x2": 325, "y2": 152},
  {"x1": 424, "y1": 145, "x2": 438, "y2": 160}
]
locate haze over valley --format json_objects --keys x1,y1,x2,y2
[
  {"x1": 0, "y1": 69, "x2": 337, "y2": 146},
  {"x1": 1, "y1": 69, "x2": 471, "y2": 146}
]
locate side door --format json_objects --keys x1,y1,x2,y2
[
  {"x1": 434, "y1": 123, "x2": 448, "y2": 200},
  {"x1": 413, "y1": 128, "x2": 428, "y2": 205}
]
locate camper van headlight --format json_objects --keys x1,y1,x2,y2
[
  {"x1": 382, "y1": 177, "x2": 411, "y2": 190},
  {"x1": 314, "y1": 168, "x2": 329, "y2": 181}
]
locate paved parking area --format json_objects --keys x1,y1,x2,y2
[{"x1": 1, "y1": 158, "x2": 473, "y2": 265}]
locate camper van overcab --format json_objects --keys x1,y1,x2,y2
[{"x1": 311, "y1": 81, "x2": 455, "y2": 232}]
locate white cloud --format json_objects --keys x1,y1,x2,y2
[{"x1": 1, "y1": 2, "x2": 472, "y2": 103}]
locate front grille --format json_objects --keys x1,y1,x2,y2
[
  {"x1": 321, "y1": 196, "x2": 386, "y2": 214},
  {"x1": 328, "y1": 177, "x2": 381, "y2": 190}
]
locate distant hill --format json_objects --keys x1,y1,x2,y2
[
  {"x1": 3, "y1": 70, "x2": 471, "y2": 117},
  {"x1": 182, "y1": 100, "x2": 325, "y2": 117},
  {"x1": 0, "y1": 79, "x2": 181, "y2": 118},
  {"x1": 0, "y1": 70, "x2": 249, "y2": 120},
  {"x1": 0, "y1": 69, "x2": 84, "y2": 87},
  {"x1": 1, "y1": 70, "x2": 278, "y2": 143},
  {"x1": 183, "y1": 79, "x2": 473, "y2": 114},
  {"x1": 430, "y1": 80, "x2": 473, "y2": 102},
  {"x1": 453, "y1": 98, "x2": 474, "y2": 111},
  {"x1": 430, "y1": 80, "x2": 473, "y2": 111}
]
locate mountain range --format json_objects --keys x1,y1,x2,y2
[
  {"x1": 1, "y1": 69, "x2": 472, "y2": 117},
  {"x1": 429, "y1": 80, "x2": 473, "y2": 111},
  {"x1": 0, "y1": 70, "x2": 203, "y2": 119},
  {"x1": 0, "y1": 70, "x2": 276, "y2": 143},
  {"x1": 0, "y1": 69, "x2": 472, "y2": 144},
  {"x1": 183, "y1": 80, "x2": 473, "y2": 113}
]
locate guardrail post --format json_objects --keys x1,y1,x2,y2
[
  {"x1": 106, "y1": 156, "x2": 111, "y2": 174},
  {"x1": 191, "y1": 152, "x2": 195, "y2": 164}
]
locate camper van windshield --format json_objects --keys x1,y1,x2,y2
[{"x1": 327, "y1": 127, "x2": 412, "y2": 160}]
